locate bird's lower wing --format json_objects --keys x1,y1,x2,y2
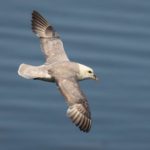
[
  {"x1": 56, "y1": 77, "x2": 91, "y2": 132},
  {"x1": 32, "y1": 11, "x2": 69, "y2": 64}
]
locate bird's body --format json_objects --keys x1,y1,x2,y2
[{"x1": 18, "y1": 10, "x2": 97, "y2": 132}]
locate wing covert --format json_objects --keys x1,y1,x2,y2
[
  {"x1": 32, "y1": 10, "x2": 69, "y2": 64},
  {"x1": 56, "y1": 77, "x2": 92, "y2": 132}
]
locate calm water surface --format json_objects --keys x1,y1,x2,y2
[{"x1": 0, "y1": 0, "x2": 150, "y2": 150}]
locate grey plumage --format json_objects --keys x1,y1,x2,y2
[
  {"x1": 56, "y1": 77, "x2": 91, "y2": 132},
  {"x1": 18, "y1": 10, "x2": 97, "y2": 132},
  {"x1": 32, "y1": 10, "x2": 69, "y2": 64}
]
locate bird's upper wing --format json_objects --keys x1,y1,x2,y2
[
  {"x1": 32, "y1": 10, "x2": 69, "y2": 64},
  {"x1": 55, "y1": 77, "x2": 91, "y2": 132}
]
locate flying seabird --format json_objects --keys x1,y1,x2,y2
[{"x1": 18, "y1": 10, "x2": 97, "y2": 132}]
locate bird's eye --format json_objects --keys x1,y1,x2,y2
[{"x1": 88, "y1": 70, "x2": 92, "y2": 74}]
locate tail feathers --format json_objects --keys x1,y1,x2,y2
[
  {"x1": 32, "y1": 10, "x2": 56, "y2": 38},
  {"x1": 18, "y1": 64, "x2": 51, "y2": 79}
]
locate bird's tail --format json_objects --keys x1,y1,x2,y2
[{"x1": 18, "y1": 64, "x2": 51, "y2": 80}]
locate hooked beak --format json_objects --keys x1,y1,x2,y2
[{"x1": 92, "y1": 74, "x2": 98, "y2": 80}]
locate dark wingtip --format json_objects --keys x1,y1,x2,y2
[
  {"x1": 31, "y1": 10, "x2": 49, "y2": 37},
  {"x1": 67, "y1": 105, "x2": 92, "y2": 133},
  {"x1": 32, "y1": 10, "x2": 41, "y2": 18},
  {"x1": 31, "y1": 10, "x2": 58, "y2": 38}
]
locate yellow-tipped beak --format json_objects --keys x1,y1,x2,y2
[{"x1": 93, "y1": 74, "x2": 98, "y2": 80}]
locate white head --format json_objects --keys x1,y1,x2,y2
[{"x1": 78, "y1": 64, "x2": 97, "y2": 81}]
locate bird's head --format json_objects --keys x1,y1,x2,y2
[{"x1": 78, "y1": 64, "x2": 98, "y2": 81}]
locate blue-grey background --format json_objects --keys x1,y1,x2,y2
[{"x1": 0, "y1": 0, "x2": 150, "y2": 150}]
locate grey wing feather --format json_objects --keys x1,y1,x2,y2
[
  {"x1": 32, "y1": 10, "x2": 69, "y2": 64},
  {"x1": 56, "y1": 77, "x2": 91, "y2": 132}
]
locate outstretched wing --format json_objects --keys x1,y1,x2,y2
[
  {"x1": 56, "y1": 77, "x2": 92, "y2": 132},
  {"x1": 32, "y1": 10, "x2": 69, "y2": 64}
]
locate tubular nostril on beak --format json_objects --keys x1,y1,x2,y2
[{"x1": 93, "y1": 74, "x2": 98, "y2": 80}]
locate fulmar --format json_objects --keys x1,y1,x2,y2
[{"x1": 18, "y1": 10, "x2": 97, "y2": 132}]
